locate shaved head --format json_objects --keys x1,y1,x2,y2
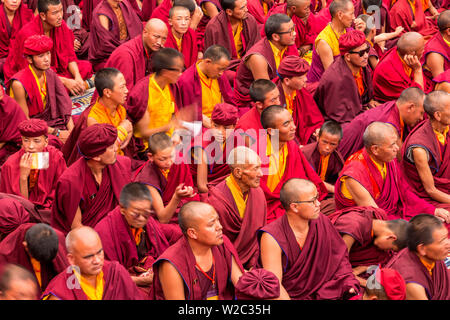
[
  {"x1": 143, "y1": 18, "x2": 168, "y2": 52},
  {"x1": 397, "y1": 87, "x2": 425, "y2": 106},
  {"x1": 280, "y1": 178, "x2": 316, "y2": 210},
  {"x1": 397, "y1": 32, "x2": 424, "y2": 56},
  {"x1": 145, "y1": 18, "x2": 168, "y2": 31},
  {"x1": 286, "y1": 0, "x2": 308, "y2": 7},
  {"x1": 65, "y1": 226, "x2": 101, "y2": 253},
  {"x1": 437, "y1": 10, "x2": 450, "y2": 32},
  {"x1": 0, "y1": 264, "x2": 38, "y2": 300},
  {"x1": 227, "y1": 146, "x2": 261, "y2": 170},
  {"x1": 178, "y1": 201, "x2": 215, "y2": 234},
  {"x1": 363, "y1": 121, "x2": 397, "y2": 149},
  {"x1": 423, "y1": 90, "x2": 450, "y2": 119}
]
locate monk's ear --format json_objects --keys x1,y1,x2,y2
[
  {"x1": 67, "y1": 253, "x2": 75, "y2": 266},
  {"x1": 26, "y1": 56, "x2": 33, "y2": 65},
  {"x1": 39, "y1": 11, "x2": 47, "y2": 21},
  {"x1": 186, "y1": 227, "x2": 197, "y2": 240},
  {"x1": 416, "y1": 243, "x2": 427, "y2": 257},
  {"x1": 147, "y1": 152, "x2": 154, "y2": 162},
  {"x1": 225, "y1": 8, "x2": 233, "y2": 16}
]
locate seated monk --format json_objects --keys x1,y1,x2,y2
[
  {"x1": 151, "y1": 201, "x2": 245, "y2": 300},
  {"x1": 247, "y1": 0, "x2": 273, "y2": 25},
  {"x1": 151, "y1": 0, "x2": 204, "y2": 30},
  {"x1": 339, "y1": 87, "x2": 426, "y2": 160},
  {"x1": 0, "y1": 264, "x2": 39, "y2": 300},
  {"x1": 232, "y1": 13, "x2": 297, "y2": 115},
  {"x1": 0, "y1": 223, "x2": 68, "y2": 295},
  {"x1": 373, "y1": 32, "x2": 429, "y2": 103},
  {"x1": 360, "y1": 267, "x2": 406, "y2": 300},
  {"x1": 335, "y1": 122, "x2": 450, "y2": 224},
  {"x1": 402, "y1": 91, "x2": 450, "y2": 209},
  {"x1": 88, "y1": 0, "x2": 143, "y2": 72},
  {"x1": 274, "y1": 55, "x2": 324, "y2": 145},
  {"x1": 259, "y1": 106, "x2": 328, "y2": 223},
  {"x1": 9, "y1": 35, "x2": 74, "y2": 145},
  {"x1": 389, "y1": 0, "x2": 438, "y2": 38},
  {"x1": 385, "y1": 214, "x2": 450, "y2": 300},
  {"x1": 301, "y1": 121, "x2": 344, "y2": 194},
  {"x1": 258, "y1": 178, "x2": 360, "y2": 299},
  {"x1": 328, "y1": 206, "x2": 409, "y2": 286},
  {"x1": 165, "y1": 6, "x2": 199, "y2": 68},
  {"x1": 206, "y1": 146, "x2": 266, "y2": 270},
  {"x1": 177, "y1": 45, "x2": 233, "y2": 127},
  {"x1": 42, "y1": 226, "x2": 144, "y2": 299},
  {"x1": 196, "y1": 0, "x2": 222, "y2": 51},
  {"x1": 3, "y1": 0, "x2": 93, "y2": 96},
  {"x1": 315, "y1": 30, "x2": 378, "y2": 125},
  {"x1": 0, "y1": 198, "x2": 30, "y2": 241},
  {"x1": 52, "y1": 124, "x2": 132, "y2": 235},
  {"x1": 95, "y1": 182, "x2": 170, "y2": 292},
  {"x1": 0, "y1": 119, "x2": 66, "y2": 216}
]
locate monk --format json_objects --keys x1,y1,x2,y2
[
  {"x1": 0, "y1": 119, "x2": 66, "y2": 216},
  {"x1": 151, "y1": 0, "x2": 204, "y2": 30},
  {"x1": 3, "y1": 0, "x2": 93, "y2": 96},
  {"x1": 9, "y1": 35, "x2": 74, "y2": 144},
  {"x1": 151, "y1": 201, "x2": 244, "y2": 300},
  {"x1": 259, "y1": 105, "x2": 328, "y2": 222},
  {"x1": 0, "y1": 264, "x2": 39, "y2": 300},
  {"x1": 360, "y1": 267, "x2": 406, "y2": 300},
  {"x1": 373, "y1": 32, "x2": 429, "y2": 103},
  {"x1": 402, "y1": 91, "x2": 450, "y2": 208},
  {"x1": 95, "y1": 182, "x2": 170, "y2": 291},
  {"x1": 196, "y1": 0, "x2": 222, "y2": 50},
  {"x1": 335, "y1": 122, "x2": 450, "y2": 223},
  {"x1": 52, "y1": 124, "x2": 132, "y2": 235},
  {"x1": 385, "y1": 214, "x2": 450, "y2": 300},
  {"x1": 315, "y1": 30, "x2": 377, "y2": 125},
  {"x1": 0, "y1": 223, "x2": 68, "y2": 294},
  {"x1": 88, "y1": 0, "x2": 143, "y2": 71},
  {"x1": 0, "y1": 198, "x2": 30, "y2": 241},
  {"x1": 389, "y1": 0, "x2": 438, "y2": 38},
  {"x1": 274, "y1": 55, "x2": 324, "y2": 145},
  {"x1": 258, "y1": 178, "x2": 360, "y2": 299},
  {"x1": 338, "y1": 87, "x2": 426, "y2": 160},
  {"x1": 301, "y1": 121, "x2": 344, "y2": 194},
  {"x1": 165, "y1": 6, "x2": 198, "y2": 68},
  {"x1": 177, "y1": 45, "x2": 233, "y2": 126},
  {"x1": 247, "y1": 0, "x2": 273, "y2": 25},
  {"x1": 42, "y1": 226, "x2": 144, "y2": 299},
  {"x1": 206, "y1": 146, "x2": 266, "y2": 270},
  {"x1": 232, "y1": 13, "x2": 297, "y2": 115}
]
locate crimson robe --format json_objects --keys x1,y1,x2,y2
[
  {"x1": 81, "y1": 0, "x2": 102, "y2": 30},
  {"x1": 141, "y1": 0, "x2": 158, "y2": 21},
  {"x1": 164, "y1": 27, "x2": 198, "y2": 68},
  {"x1": 0, "y1": 198, "x2": 30, "y2": 240},
  {"x1": 206, "y1": 179, "x2": 267, "y2": 269},
  {"x1": 151, "y1": 235, "x2": 244, "y2": 300},
  {"x1": 354, "y1": 0, "x2": 391, "y2": 36},
  {"x1": 51, "y1": 156, "x2": 131, "y2": 235},
  {"x1": 0, "y1": 223, "x2": 69, "y2": 294},
  {"x1": 385, "y1": 248, "x2": 450, "y2": 300},
  {"x1": 234, "y1": 105, "x2": 263, "y2": 144},
  {"x1": 423, "y1": 32, "x2": 450, "y2": 90},
  {"x1": 0, "y1": 192, "x2": 48, "y2": 225},
  {"x1": 150, "y1": 0, "x2": 171, "y2": 23},
  {"x1": 314, "y1": 56, "x2": 373, "y2": 124},
  {"x1": 389, "y1": 0, "x2": 438, "y2": 37},
  {"x1": 247, "y1": 0, "x2": 272, "y2": 25},
  {"x1": 41, "y1": 260, "x2": 145, "y2": 300},
  {"x1": 88, "y1": 0, "x2": 143, "y2": 71},
  {"x1": 258, "y1": 213, "x2": 360, "y2": 299}
]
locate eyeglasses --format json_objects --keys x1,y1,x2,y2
[
  {"x1": 290, "y1": 194, "x2": 320, "y2": 205},
  {"x1": 349, "y1": 46, "x2": 370, "y2": 57},
  {"x1": 276, "y1": 24, "x2": 296, "y2": 35}
]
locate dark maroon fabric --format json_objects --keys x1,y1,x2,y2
[
  {"x1": 151, "y1": 235, "x2": 244, "y2": 300},
  {"x1": 258, "y1": 213, "x2": 360, "y2": 299},
  {"x1": 141, "y1": 0, "x2": 159, "y2": 21},
  {"x1": 235, "y1": 268, "x2": 280, "y2": 299},
  {"x1": 0, "y1": 192, "x2": 48, "y2": 225},
  {"x1": 389, "y1": 0, "x2": 438, "y2": 37},
  {"x1": 206, "y1": 179, "x2": 267, "y2": 269},
  {"x1": 164, "y1": 27, "x2": 198, "y2": 68},
  {"x1": 196, "y1": 0, "x2": 222, "y2": 50},
  {"x1": 150, "y1": 0, "x2": 171, "y2": 23},
  {"x1": 247, "y1": 0, "x2": 271, "y2": 24},
  {"x1": 41, "y1": 260, "x2": 145, "y2": 299},
  {"x1": 81, "y1": 0, "x2": 102, "y2": 30},
  {"x1": 0, "y1": 198, "x2": 30, "y2": 239},
  {"x1": 354, "y1": 1, "x2": 391, "y2": 36},
  {"x1": 423, "y1": 32, "x2": 450, "y2": 91}
]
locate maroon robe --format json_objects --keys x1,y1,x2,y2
[
  {"x1": 423, "y1": 32, "x2": 450, "y2": 90},
  {"x1": 0, "y1": 192, "x2": 49, "y2": 225},
  {"x1": 354, "y1": 0, "x2": 391, "y2": 36},
  {"x1": 234, "y1": 105, "x2": 263, "y2": 144},
  {"x1": 141, "y1": 0, "x2": 159, "y2": 21},
  {"x1": 314, "y1": 56, "x2": 374, "y2": 124},
  {"x1": 196, "y1": 0, "x2": 222, "y2": 51},
  {"x1": 88, "y1": 0, "x2": 143, "y2": 71},
  {"x1": 165, "y1": 27, "x2": 198, "y2": 68},
  {"x1": 41, "y1": 260, "x2": 145, "y2": 300},
  {"x1": 0, "y1": 198, "x2": 30, "y2": 240},
  {"x1": 247, "y1": 0, "x2": 271, "y2": 25},
  {"x1": 150, "y1": 0, "x2": 171, "y2": 23},
  {"x1": 151, "y1": 235, "x2": 244, "y2": 300},
  {"x1": 51, "y1": 156, "x2": 131, "y2": 235},
  {"x1": 206, "y1": 179, "x2": 267, "y2": 269},
  {"x1": 389, "y1": 0, "x2": 438, "y2": 37},
  {"x1": 81, "y1": 0, "x2": 102, "y2": 31},
  {"x1": 385, "y1": 248, "x2": 450, "y2": 300},
  {"x1": 0, "y1": 223, "x2": 69, "y2": 294},
  {"x1": 258, "y1": 213, "x2": 360, "y2": 299}
]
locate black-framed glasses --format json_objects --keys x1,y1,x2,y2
[
  {"x1": 276, "y1": 24, "x2": 296, "y2": 35},
  {"x1": 349, "y1": 46, "x2": 370, "y2": 57},
  {"x1": 290, "y1": 194, "x2": 319, "y2": 205}
]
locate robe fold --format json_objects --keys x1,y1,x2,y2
[
  {"x1": 389, "y1": 0, "x2": 438, "y2": 37},
  {"x1": 0, "y1": 198, "x2": 30, "y2": 240},
  {"x1": 150, "y1": 0, "x2": 171, "y2": 23},
  {"x1": 81, "y1": 0, "x2": 102, "y2": 31},
  {"x1": 247, "y1": 0, "x2": 272, "y2": 25},
  {"x1": 0, "y1": 192, "x2": 48, "y2": 225},
  {"x1": 423, "y1": 32, "x2": 450, "y2": 90},
  {"x1": 234, "y1": 105, "x2": 263, "y2": 144},
  {"x1": 196, "y1": 0, "x2": 222, "y2": 50},
  {"x1": 164, "y1": 27, "x2": 198, "y2": 68}
]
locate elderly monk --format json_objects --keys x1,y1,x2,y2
[
  {"x1": 302, "y1": 121, "x2": 344, "y2": 194},
  {"x1": 52, "y1": 124, "x2": 132, "y2": 235},
  {"x1": 360, "y1": 267, "x2": 406, "y2": 300},
  {"x1": 9, "y1": 35, "x2": 74, "y2": 145},
  {"x1": 389, "y1": 0, "x2": 438, "y2": 38},
  {"x1": 0, "y1": 223, "x2": 68, "y2": 294},
  {"x1": 315, "y1": 30, "x2": 377, "y2": 125},
  {"x1": 88, "y1": 0, "x2": 143, "y2": 71},
  {"x1": 274, "y1": 55, "x2": 324, "y2": 145},
  {"x1": 0, "y1": 119, "x2": 66, "y2": 216},
  {"x1": 3, "y1": 0, "x2": 93, "y2": 96},
  {"x1": 233, "y1": 13, "x2": 297, "y2": 115},
  {"x1": 42, "y1": 226, "x2": 144, "y2": 300},
  {"x1": 151, "y1": 201, "x2": 245, "y2": 300},
  {"x1": 0, "y1": 264, "x2": 39, "y2": 300},
  {"x1": 205, "y1": 147, "x2": 266, "y2": 270},
  {"x1": 338, "y1": 87, "x2": 426, "y2": 160},
  {"x1": 95, "y1": 182, "x2": 170, "y2": 291},
  {"x1": 177, "y1": 45, "x2": 233, "y2": 127},
  {"x1": 260, "y1": 106, "x2": 328, "y2": 223},
  {"x1": 385, "y1": 214, "x2": 450, "y2": 300},
  {"x1": 402, "y1": 91, "x2": 450, "y2": 209},
  {"x1": 259, "y1": 178, "x2": 360, "y2": 299},
  {"x1": 335, "y1": 122, "x2": 450, "y2": 224},
  {"x1": 0, "y1": 198, "x2": 30, "y2": 241},
  {"x1": 373, "y1": 32, "x2": 429, "y2": 103}
]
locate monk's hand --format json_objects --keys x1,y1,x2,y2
[
  {"x1": 57, "y1": 130, "x2": 71, "y2": 144},
  {"x1": 411, "y1": 20, "x2": 417, "y2": 29},
  {"x1": 74, "y1": 39, "x2": 81, "y2": 51},
  {"x1": 138, "y1": 270, "x2": 154, "y2": 286},
  {"x1": 394, "y1": 26, "x2": 404, "y2": 36},
  {"x1": 403, "y1": 54, "x2": 421, "y2": 71},
  {"x1": 354, "y1": 18, "x2": 366, "y2": 33},
  {"x1": 202, "y1": 115, "x2": 212, "y2": 129},
  {"x1": 64, "y1": 78, "x2": 84, "y2": 96},
  {"x1": 119, "y1": 119, "x2": 133, "y2": 135},
  {"x1": 19, "y1": 152, "x2": 33, "y2": 179},
  {"x1": 190, "y1": 5, "x2": 203, "y2": 30},
  {"x1": 434, "y1": 208, "x2": 450, "y2": 224},
  {"x1": 175, "y1": 184, "x2": 196, "y2": 199}
]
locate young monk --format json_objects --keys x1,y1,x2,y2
[{"x1": 0, "y1": 264, "x2": 39, "y2": 300}]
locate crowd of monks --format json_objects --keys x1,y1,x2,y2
[{"x1": 0, "y1": 0, "x2": 449, "y2": 301}]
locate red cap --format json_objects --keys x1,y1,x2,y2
[
  {"x1": 339, "y1": 30, "x2": 367, "y2": 55},
  {"x1": 277, "y1": 55, "x2": 310, "y2": 78},
  {"x1": 23, "y1": 35, "x2": 53, "y2": 56},
  {"x1": 77, "y1": 123, "x2": 118, "y2": 158},
  {"x1": 235, "y1": 268, "x2": 280, "y2": 300},
  {"x1": 211, "y1": 103, "x2": 239, "y2": 126},
  {"x1": 18, "y1": 119, "x2": 48, "y2": 137},
  {"x1": 376, "y1": 268, "x2": 406, "y2": 300}
]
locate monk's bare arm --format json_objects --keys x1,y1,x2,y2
[
  {"x1": 230, "y1": 256, "x2": 244, "y2": 286},
  {"x1": 426, "y1": 52, "x2": 445, "y2": 79},
  {"x1": 71, "y1": 207, "x2": 83, "y2": 229},
  {"x1": 146, "y1": 185, "x2": 180, "y2": 224},
  {"x1": 66, "y1": 117, "x2": 75, "y2": 132},
  {"x1": 412, "y1": 147, "x2": 450, "y2": 204},
  {"x1": 196, "y1": 148, "x2": 209, "y2": 193},
  {"x1": 98, "y1": 14, "x2": 110, "y2": 31},
  {"x1": 10, "y1": 81, "x2": 30, "y2": 118},
  {"x1": 159, "y1": 261, "x2": 186, "y2": 300},
  {"x1": 315, "y1": 40, "x2": 334, "y2": 71},
  {"x1": 405, "y1": 283, "x2": 429, "y2": 300},
  {"x1": 136, "y1": 109, "x2": 172, "y2": 139},
  {"x1": 324, "y1": 181, "x2": 335, "y2": 194},
  {"x1": 245, "y1": 55, "x2": 270, "y2": 80},
  {"x1": 344, "y1": 177, "x2": 379, "y2": 208},
  {"x1": 202, "y1": 2, "x2": 219, "y2": 18},
  {"x1": 260, "y1": 232, "x2": 291, "y2": 300},
  {"x1": 341, "y1": 234, "x2": 356, "y2": 252}
]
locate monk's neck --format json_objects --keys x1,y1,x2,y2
[
  {"x1": 197, "y1": 61, "x2": 211, "y2": 78},
  {"x1": 188, "y1": 239, "x2": 214, "y2": 266},
  {"x1": 3, "y1": 5, "x2": 16, "y2": 21},
  {"x1": 330, "y1": 20, "x2": 345, "y2": 35},
  {"x1": 430, "y1": 118, "x2": 448, "y2": 134},
  {"x1": 41, "y1": 19, "x2": 54, "y2": 36},
  {"x1": 154, "y1": 74, "x2": 169, "y2": 90},
  {"x1": 281, "y1": 82, "x2": 295, "y2": 97},
  {"x1": 98, "y1": 97, "x2": 120, "y2": 116},
  {"x1": 344, "y1": 59, "x2": 361, "y2": 76},
  {"x1": 368, "y1": 152, "x2": 386, "y2": 168},
  {"x1": 30, "y1": 64, "x2": 45, "y2": 79},
  {"x1": 171, "y1": 28, "x2": 184, "y2": 41},
  {"x1": 228, "y1": 15, "x2": 242, "y2": 28},
  {"x1": 268, "y1": 39, "x2": 286, "y2": 53},
  {"x1": 107, "y1": 0, "x2": 120, "y2": 9},
  {"x1": 233, "y1": 175, "x2": 250, "y2": 194},
  {"x1": 86, "y1": 159, "x2": 105, "y2": 184},
  {"x1": 371, "y1": 219, "x2": 386, "y2": 238},
  {"x1": 286, "y1": 212, "x2": 309, "y2": 234}
]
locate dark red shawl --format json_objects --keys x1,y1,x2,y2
[
  {"x1": 81, "y1": 0, "x2": 102, "y2": 30},
  {"x1": 247, "y1": 0, "x2": 271, "y2": 24},
  {"x1": 150, "y1": 0, "x2": 171, "y2": 23},
  {"x1": 196, "y1": 0, "x2": 222, "y2": 50},
  {"x1": 389, "y1": 0, "x2": 438, "y2": 37},
  {"x1": 423, "y1": 32, "x2": 450, "y2": 90},
  {"x1": 164, "y1": 27, "x2": 198, "y2": 68},
  {"x1": 0, "y1": 198, "x2": 30, "y2": 240}
]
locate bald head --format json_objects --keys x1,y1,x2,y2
[
  {"x1": 65, "y1": 226, "x2": 101, "y2": 253},
  {"x1": 397, "y1": 32, "x2": 424, "y2": 56},
  {"x1": 363, "y1": 122, "x2": 397, "y2": 149},
  {"x1": 143, "y1": 18, "x2": 168, "y2": 52},
  {"x1": 329, "y1": 0, "x2": 352, "y2": 18},
  {"x1": 145, "y1": 18, "x2": 168, "y2": 32},
  {"x1": 280, "y1": 178, "x2": 316, "y2": 210},
  {"x1": 397, "y1": 87, "x2": 425, "y2": 106},
  {"x1": 227, "y1": 146, "x2": 261, "y2": 170},
  {"x1": 437, "y1": 10, "x2": 450, "y2": 32},
  {"x1": 286, "y1": 0, "x2": 308, "y2": 7},
  {"x1": 423, "y1": 90, "x2": 450, "y2": 119},
  {"x1": 178, "y1": 202, "x2": 215, "y2": 235},
  {"x1": 0, "y1": 264, "x2": 38, "y2": 300}
]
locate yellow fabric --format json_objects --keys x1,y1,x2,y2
[
  {"x1": 354, "y1": 68, "x2": 365, "y2": 97},
  {"x1": 419, "y1": 256, "x2": 435, "y2": 277},
  {"x1": 131, "y1": 227, "x2": 143, "y2": 245},
  {"x1": 285, "y1": 90, "x2": 296, "y2": 114},
  {"x1": 302, "y1": 50, "x2": 313, "y2": 65},
  {"x1": 233, "y1": 21, "x2": 243, "y2": 59},
  {"x1": 266, "y1": 138, "x2": 288, "y2": 192},
  {"x1": 160, "y1": 168, "x2": 170, "y2": 180},
  {"x1": 434, "y1": 126, "x2": 449, "y2": 145},
  {"x1": 397, "y1": 52, "x2": 413, "y2": 77},
  {"x1": 407, "y1": 0, "x2": 416, "y2": 15},
  {"x1": 29, "y1": 65, "x2": 47, "y2": 109},
  {"x1": 319, "y1": 154, "x2": 330, "y2": 181},
  {"x1": 174, "y1": 33, "x2": 183, "y2": 52},
  {"x1": 269, "y1": 40, "x2": 287, "y2": 70},
  {"x1": 262, "y1": 1, "x2": 268, "y2": 15},
  {"x1": 196, "y1": 62, "x2": 222, "y2": 118},
  {"x1": 30, "y1": 256, "x2": 42, "y2": 288},
  {"x1": 315, "y1": 24, "x2": 346, "y2": 57},
  {"x1": 422, "y1": 0, "x2": 429, "y2": 11},
  {"x1": 74, "y1": 268, "x2": 105, "y2": 300},
  {"x1": 444, "y1": 37, "x2": 450, "y2": 47},
  {"x1": 225, "y1": 175, "x2": 248, "y2": 219}
]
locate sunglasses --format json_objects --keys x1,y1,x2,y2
[{"x1": 349, "y1": 46, "x2": 370, "y2": 57}]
